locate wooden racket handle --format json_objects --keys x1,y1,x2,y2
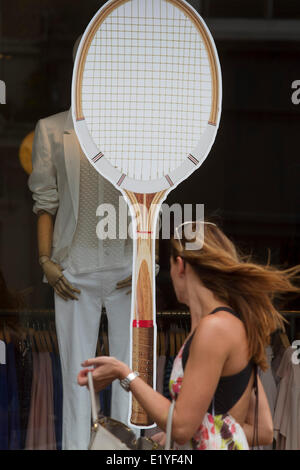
[
  {"x1": 125, "y1": 191, "x2": 165, "y2": 426},
  {"x1": 130, "y1": 244, "x2": 155, "y2": 426},
  {"x1": 131, "y1": 326, "x2": 154, "y2": 425}
]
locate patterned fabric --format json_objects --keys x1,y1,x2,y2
[
  {"x1": 67, "y1": 149, "x2": 132, "y2": 274},
  {"x1": 169, "y1": 342, "x2": 249, "y2": 450},
  {"x1": 163, "y1": 356, "x2": 175, "y2": 401}
]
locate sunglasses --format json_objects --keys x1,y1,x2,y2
[{"x1": 174, "y1": 220, "x2": 217, "y2": 251}]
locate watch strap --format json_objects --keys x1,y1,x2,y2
[{"x1": 119, "y1": 371, "x2": 139, "y2": 391}]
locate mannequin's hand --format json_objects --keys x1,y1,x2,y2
[
  {"x1": 42, "y1": 260, "x2": 81, "y2": 301},
  {"x1": 116, "y1": 274, "x2": 132, "y2": 291},
  {"x1": 78, "y1": 356, "x2": 131, "y2": 392}
]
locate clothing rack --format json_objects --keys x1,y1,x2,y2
[
  {"x1": 0, "y1": 309, "x2": 108, "y2": 357},
  {"x1": 1, "y1": 309, "x2": 299, "y2": 316},
  {"x1": 1, "y1": 308, "x2": 298, "y2": 357},
  {"x1": 0, "y1": 308, "x2": 299, "y2": 334}
]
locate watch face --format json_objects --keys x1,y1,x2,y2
[{"x1": 120, "y1": 372, "x2": 139, "y2": 391}]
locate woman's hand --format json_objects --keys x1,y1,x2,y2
[{"x1": 77, "y1": 356, "x2": 131, "y2": 393}]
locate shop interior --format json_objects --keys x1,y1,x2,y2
[{"x1": 0, "y1": 0, "x2": 299, "y2": 450}]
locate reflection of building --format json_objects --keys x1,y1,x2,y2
[{"x1": 0, "y1": 0, "x2": 300, "y2": 312}]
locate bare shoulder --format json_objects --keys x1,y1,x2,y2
[
  {"x1": 191, "y1": 311, "x2": 246, "y2": 358},
  {"x1": 198, "y1": 310, "x2": 244, "y2": 337}
]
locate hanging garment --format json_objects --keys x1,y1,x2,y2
[
  {"x1": 273, "y1": 346, "x2": 300, "y2": 450},
  {"x1": 45, "y1": 352, "x2": 57, "y2": 449},
  {"x1": 25, "y1": 351, "x2": 39, "y2": 449},
  {"x1": 14, "y1": 338, "x2": 33, "y2": 449},
  {"x1": 99, "y1": 384, "x2": 112, "y2": 417},
  {"x1": 50, "y1": 352, "x2": 63, "y2": 450},
  {"x1": 157, "y1": 355, "x2": 166, "y2": 396},
  {"x1": 25, "y1": 352, "x2": 56, "y2": 450},
  {"x1": 0, "y1": 352, "x2": 8, "y2": 450},
  {"x1": 259, "y1": 347, "x2": 277, "y2": 414},
  {"x1": 6, "y1": 342, "x2": 21, "y2": 450},
  {"x1": 271, "y1": 345, "x2": 286, "y2": 387},
  {"x1": 257, "y1": 346, "x2": 278, "y2": 450},
  {"x1": 55, "y1": 353, "x2": 63, "y2": 450}
]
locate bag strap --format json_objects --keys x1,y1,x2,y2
[
  {"x1": 164, "y1": 398, "x2": 214, "y2": 450},
  {"x1": 251, "y1": 364, "x2": 259, "y2": 449},
  {"x1": 165, "y1": 400, "x2": 176, "y2": 450},
  {"x1": 88, "y1": 371, "x2": 99, "y2": 427}
]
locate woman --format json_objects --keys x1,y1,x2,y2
[{"x1": 78, "y1": 221, "x2": 300, "y2": 449}]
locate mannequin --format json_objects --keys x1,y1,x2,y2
[{"x1": 28, "y1": 38, "x2": 136, "y2": 450}]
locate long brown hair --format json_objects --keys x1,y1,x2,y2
[{"x1": 171, "y1": 222, "x2": 300, "y2": 371}]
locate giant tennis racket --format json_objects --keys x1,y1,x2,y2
[{"x1": 72, "y1": 0, "x2": 222, "y2": 427}]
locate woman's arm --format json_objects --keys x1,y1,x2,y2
[
  {"x1": 242, "y1": 375, "x2": 274, "y2": 447},
  {"x1": 78, "y1": 314, "x2": 230, "y2": 445}
]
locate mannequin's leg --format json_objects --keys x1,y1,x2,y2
[
  {"x1": 102, "y1": 266, "x2": 137, "y2": 430},
  {"x1": 54, "y1": 270, "x2": 102, "y2": 450}
]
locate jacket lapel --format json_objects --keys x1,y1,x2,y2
[{"x1": 63, "y1": 109, "x2": 81, "y2": 219}]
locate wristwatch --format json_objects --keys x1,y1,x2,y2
[{"x1": 119, "y1": 371, "x2": 139, "y2": 392}]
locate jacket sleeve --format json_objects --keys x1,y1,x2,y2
[{"x1": 28, "y1": 119, "x2": 59, "y2": 216}]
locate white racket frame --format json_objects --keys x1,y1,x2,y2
[{"x1": 71, "y1": 0, "x2": 222, "y2": 195}]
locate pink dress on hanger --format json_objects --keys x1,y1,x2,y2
[{"x1": 25, "y1": 352, "x2": 56, "y2": 450}]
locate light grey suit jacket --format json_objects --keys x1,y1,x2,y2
[{"x1": 28, "y1": 109, "x2": 132, "y2": 267}]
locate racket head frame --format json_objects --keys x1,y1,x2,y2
[{"x1": 71, "y1": 0, "x2": 222, "y2": 195}]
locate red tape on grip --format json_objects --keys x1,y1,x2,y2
[{"x1": 133, "y1": 320, "x2": 153, "y2": 328}]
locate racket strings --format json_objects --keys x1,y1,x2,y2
[{"x1": 81, "y1": 0, "x2": 213, "y2": 181}]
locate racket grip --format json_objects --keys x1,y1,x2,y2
[{"x1": 130, "y1": 325, "x2": 154, "y2": 426}]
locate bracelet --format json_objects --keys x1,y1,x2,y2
[
  {"x1": 119, "y1": 371, "x2": 139, "y2": 392},
  {"x1": 39, "y1": 255, "x2": 50, "y2": 266}
]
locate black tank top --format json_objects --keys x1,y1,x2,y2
[{"x1": 181, "y1": 306, "x2": 256, "y2": 415}]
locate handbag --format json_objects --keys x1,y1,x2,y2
[{"x1": 87, "y1": 372, "x2": 164, "y2": 450}]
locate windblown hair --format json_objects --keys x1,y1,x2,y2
[{"x1": 171, "y1": 222, "x2": 300, "y2": 371}]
